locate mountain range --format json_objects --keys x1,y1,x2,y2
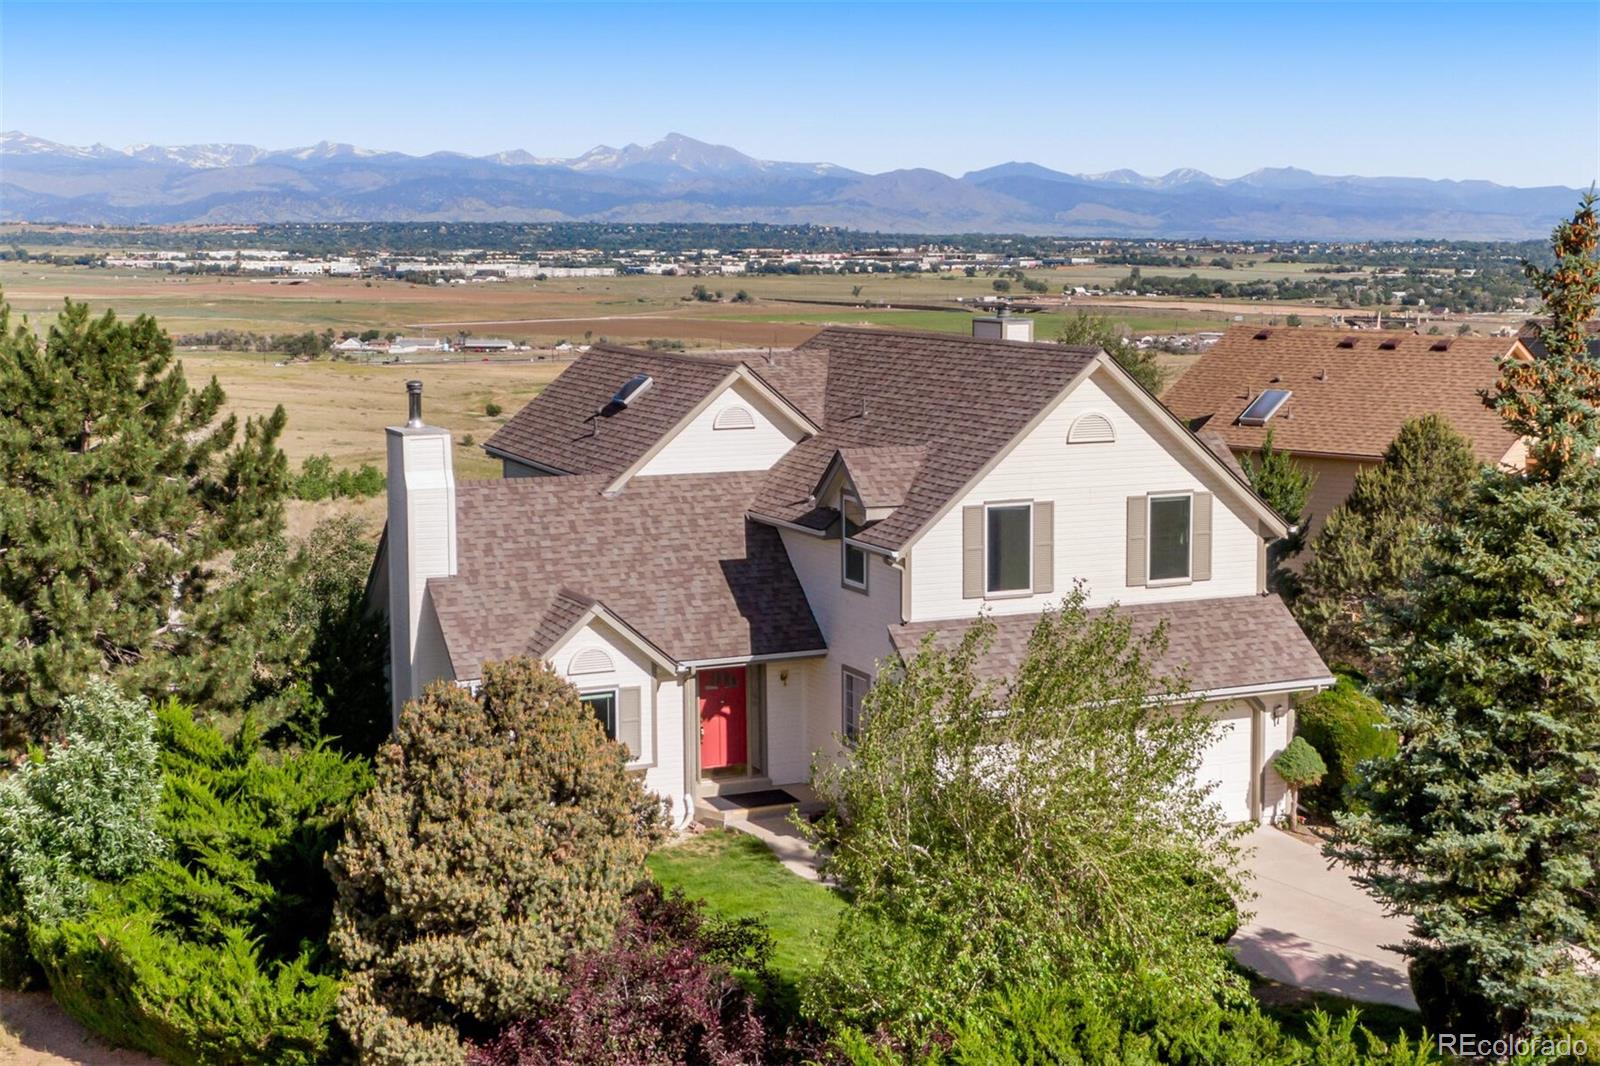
[{"x1": 0, "y1": 131, "x2": 1583, "y2": 240}]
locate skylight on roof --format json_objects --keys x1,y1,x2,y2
[
  {"x1": 611, "y1": 373, "x2": 653, "y2": 407},
  {"x1": 1238, "y1": 388, "x2": 1291, "y2": 427}
]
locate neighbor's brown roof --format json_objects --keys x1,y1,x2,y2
[
  {"x1": 888, "y1": 594, "x2": 1330, "y2": 696},
  {"x1": 483, "y1": 344, "x2": 743, "y2": 476},
  {"x1": 1161, "y1": 325, "x2": 1518, "y2": 463},
  {"x1": 427, "y1": 472, "x2": 825, "y2": 680},
  {"x1": 750, "y1": 327, "x2": 1101, "y2": 550}
]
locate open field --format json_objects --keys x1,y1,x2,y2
[
  {"x1": 185, "y1": 351, "x2": 564, "y2": 482},
  {"x1": 0, "y1": 261, "x2": 1386, "y2": 344}
]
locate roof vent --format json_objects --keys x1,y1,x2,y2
[
  {"x1": 1238, "y1": 388, "x2": 1292, "y2": 427},
  {"x1": 611, "y1": 373, "x2": 654, "y2": 407},
  {"x1": 1378, "y1": 339, "x2": 1400, "y2": 351},
  {"x1": 1336, "y1": 336, "x2": 1356, "y2": 348},
  {"x1": 1316, "y1": 367, "x2": 1329, "y2": 382},
  {"x1": 1253, "y1": 329, "x2": 1273, "y2": 341},
  {"x1": 1430, "y1": 339, "x2": 1451, "y2": 351}
]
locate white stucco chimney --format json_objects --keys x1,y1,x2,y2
[{"x1": 386, "y1": 380, "x2": 457, "y2": 722}]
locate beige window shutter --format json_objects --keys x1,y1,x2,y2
[
  {"x1": 1126, "y1": 496, "x2": 1147, "y2": 586},
  {"x1": 1032, "y1": 501, "x2": 1054, "y2": 594},
  {"x1": 962, "y1": 505, "x2": 984, "y2": 599},
  {"x1": 618, "y1": 686, "x2": 643, "y2": 759},
  {"x1": 1192, "y1": 493, "x2": 1213, "y2": 581}
]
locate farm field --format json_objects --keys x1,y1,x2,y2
[
  {"x1": 186, "y1": 351, "x2": 562, "y2": 480},
  {"x1": 0, "y1": 260, "x2": 1362, "y2": 345}
]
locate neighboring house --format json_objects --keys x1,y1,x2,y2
[
  {"x1": 1161, "y1": 325, "x2": 1523, "y2": 545},
  {"x1": 373, "y1": 325, "x2": 1333, "y2": 828}
]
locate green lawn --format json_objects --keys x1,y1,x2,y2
[{"x1": 646, "y1": 829, "x2": 844, "y2": 995}]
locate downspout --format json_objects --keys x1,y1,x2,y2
[{"x1": 1248, "y1": 696, "x2": 1266, "y2": 823}]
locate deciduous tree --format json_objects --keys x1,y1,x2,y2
[
  {"x1": 803, "y1": 586, "x2": 1245, "y2": 1039},
  {"x1": 1056, "y1": 311, "x2": 1168, "y2": 394}
]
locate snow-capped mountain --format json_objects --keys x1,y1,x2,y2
[{"x1": 0, "y1": 130, "x2": 1583, "y2": 240}]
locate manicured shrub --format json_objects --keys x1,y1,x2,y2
[
  {"x1": 1294, "y1": 675, "x2": 1396, "y2": 815},
  {"x1": 28, "y1": 703, "x2": 371, "y2": 1065},
  {"x1": 468, "y1": 883, "x2": 774, "y2": 1066},
  {"x1": 0, "y1": 681, "x2": 163, "y2": 988},
  {"x1": 1271, "y1": 737, "x2": 1327, "y2": 828},
  {"x1": 330, "y1": 658, "x2": 666, "y2": 1064},
  {"x1": 829, "y1": 972, "x2": 1439, "y2": 1064}
]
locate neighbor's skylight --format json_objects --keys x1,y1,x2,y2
[{"x1": 1238, "y1": 388, "x2": 1291, "y2": 426}]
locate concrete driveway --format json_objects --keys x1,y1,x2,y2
[{"x1": 1232, "y1": 825, "x2": 1418, "y2": 1009}]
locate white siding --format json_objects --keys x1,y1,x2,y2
[
  {"x1": 763, "y1": 657, "x2": 817, "y2": 786},
  {"x1": 909, "y1": 369, "x2": 1261, "y2": 621},
  {"x1": 778, "y1": 529, "x2": 903, "y2": 768},
  {"x1": 1259, "y1": 697, "x2": 1294, "y2": 822},
  {"x1": 638, "y1": 379, "x2": 807, "y2": 476},
  {"x1": 547, "y1": 618, "x2": 688, "y2": 825}
]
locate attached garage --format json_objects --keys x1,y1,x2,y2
[{"x1": 1196, "y1": 705, "x2": 1256, "y2": 823}]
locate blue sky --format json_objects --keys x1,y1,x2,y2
[{"x1": 3, "y1": 2, "x2": 1596, "y2": 187}]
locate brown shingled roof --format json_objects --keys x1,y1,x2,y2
[
  {"x1": 427, "y1": 472, "x2": 825, "y2": 680},
  {"x1": 826, "y1": 445, "x2": 930, "y2": 510},
  {"x1": 1161, "y1": 325, "x2": 1519, "y2": 463},
  {"x1": 483, "y1": 344, "x2": 742, "y2": 475},
  {"x1": 888, "y1": 595, "x2": 1330, "y2": 696},
  {"x1": 750, "y1": 327, "x2": 1101, "y2": 550}
]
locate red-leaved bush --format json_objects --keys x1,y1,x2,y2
[{"x1": 468, "y1": 882, "x2": 775, "y2": 1065}]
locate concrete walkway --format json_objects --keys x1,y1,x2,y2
[
  {"x1": 727, "y1": 811, "x2": 826, "y2": 881},
  {"x1": 1233, "y1": 825, "x2": 1417, "y2": 1009}
]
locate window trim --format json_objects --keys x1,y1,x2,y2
[
  {"x1": 841, "y1": 666, "x2": 871, "y2": 744},
  {"x1": 840, "y1": 490, "x2": 869, "y2": 593},
  {"x1": 1146, "y1": 491, "x2": 1194, "y2": 586},
  {"x1": 579, "y1": 687, "x2": 620, "y2": 741},
  {"x1": 983, "y1": 500, "x2": 1034, "y2": 598}
]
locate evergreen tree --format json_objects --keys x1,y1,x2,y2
[
  {"x1": 1329, "y1": 196, "x2": 1600, "y2": 1037},
  {"x1": 0, "y1": 297, "x2": 290, "y2": 745},
  {"x1": 1294, "y1": 416, "x2": 1478, "y2": 670},
  {"x1": 329, "y1": 658, "x2": 665, "y2": 1064},
  {"x1": 1239, "y1": 429, "x2": 1316, "y2": 587}
]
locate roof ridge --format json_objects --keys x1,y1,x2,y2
[
  {"x1": 588, "y1": 341, "x2": 745, "y2": 367},
  {"x1": 810, "y1": 323, "x2": 1100, "y2": 354}
]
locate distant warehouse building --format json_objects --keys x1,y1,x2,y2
[{"x1": 459, "y1": 337, "x2": 520, "y2": 353}]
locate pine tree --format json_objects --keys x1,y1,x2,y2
[
  {"x1": 0, "y1": 297, "x2": 290, "y2": 746},
  {"x1": 1239, "y1": 429, "x2": 1316, "y2": 587},
  {"x1": 1329, "y1": 197, "x2": 1600, "y2": 1037},
  {"x1": 1294, "y1": 415, "x2": 1479, "y2": 670}
]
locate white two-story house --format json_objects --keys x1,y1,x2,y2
[{"x1": 374, "y1": 324, "x2": 1333, "y2": 827}]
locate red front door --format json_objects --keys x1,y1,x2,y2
[{"x1": 698, "y1": 667, "x2": 748, "y2": 771}]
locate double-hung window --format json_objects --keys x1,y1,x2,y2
[
  {"x1": 842, "y1": 667, "x2": 871, "y2": 743},
  {"x1": 985, "y1": 502, "x2": 1032, "y2": 594},
  {"x1": 841, "y1": 492, "x2": 868, "y2": 591},
  {"x1": 580, "y1": 689, "x2": 619, "y2": 740},
  {"x1": 1148, "y1": 494, "x2": 1192, "y2": 583}
]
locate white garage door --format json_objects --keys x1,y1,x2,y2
[{"x1": 1195, "y1": 708, "x2": 1254, "y2": 822}]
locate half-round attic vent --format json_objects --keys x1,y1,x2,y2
[
  {"x1": 1067, "y1": 412, "x2": 1116, "y2": 444},
  {"x1": 569, "y1": 648, "x2": 614, "y2": 675},
  {"x1": 713, "y1": 405, "x2": 756, "y2": 430}
]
